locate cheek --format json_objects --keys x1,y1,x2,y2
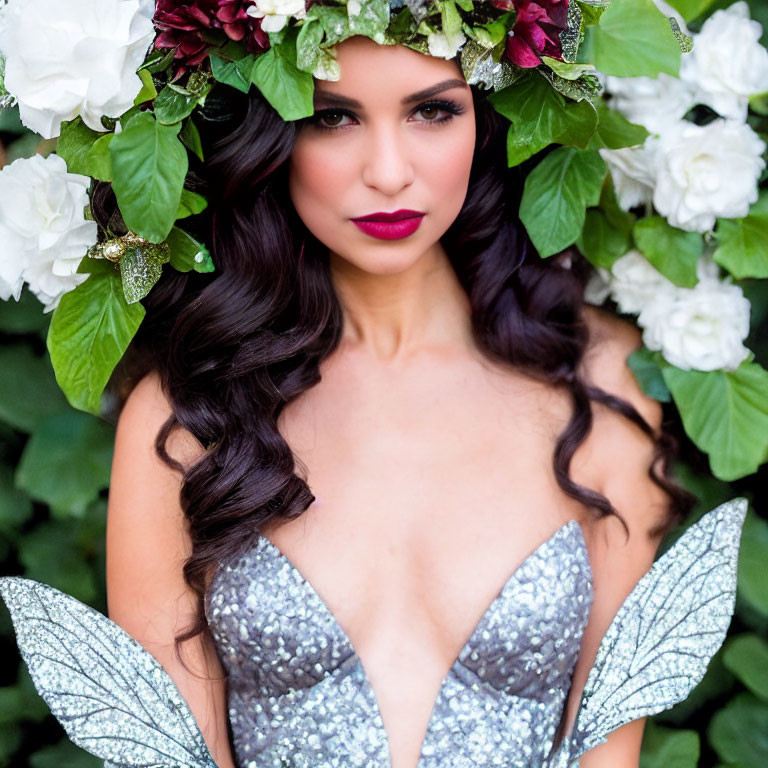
[{"x1": 288, "y1": 139, "x2": 350, "y2": 236}]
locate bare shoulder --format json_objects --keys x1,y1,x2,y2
[
  {"x1": 117, "y1": 369, "x2": 206, "y2": 471},
  {"x1": 576, "y1": 304, "x2": 669, "y2": 540}
]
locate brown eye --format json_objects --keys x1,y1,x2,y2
[
  {"x1": 418, "y1": 104, "x2": 440, "y2": 120},
  {"x1": 320, "y1": 111, "x2": 346, "y2": 127}
]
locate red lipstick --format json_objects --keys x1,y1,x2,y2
[{"x1": 350, "y1": 209, "x2": 425, "y2": 240}]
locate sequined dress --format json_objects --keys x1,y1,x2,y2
[{"x1": 0, "y1": 497, "x2": 749, "y2": 768}]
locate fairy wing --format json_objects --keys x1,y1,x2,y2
[
  {"x1": 0, "y1": 576, "x2": 218, "y2": 768},
  {"x1": 560, "y1": 496, "x2": 748, "y2": 763}
]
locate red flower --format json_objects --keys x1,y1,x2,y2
[
  {"x1": 505, "y1": 0, "x2": 569, "y2": 69},
  {"x1": 153, "y1": 0, "x2": 269, "y2": 78}
]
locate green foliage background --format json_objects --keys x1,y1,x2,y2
[{"x1": 1, "y1": 1, "x2": 768, "y2": 766}]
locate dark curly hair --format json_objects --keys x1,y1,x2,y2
[{"x1": 94, "y1": 78, "x2": 697, "y2": 678}]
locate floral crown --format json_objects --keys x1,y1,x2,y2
[{"x1": 4, "y1": 0, "x2": 768, "y2": 487}]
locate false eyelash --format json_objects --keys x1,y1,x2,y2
[{"x1": 308, "y1": 99, "x2": 466, "y2": 132}]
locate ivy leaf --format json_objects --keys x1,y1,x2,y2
[
  {"x1": 210, "y1": 51, "x2": 256, "y2": 93},
  {"x1": 713, "y1": 212, "x2": 768, "y2": 279},
  {"x1": 251, "y1": 29, "x2": 315, "y2": 121},
  {"x1": 587, "y1": 103, "x2": 650, "y2": 150},
  {"x1": 723, "y1": 634, "x2": 768, "y2": 702},
  {"x1": 153, "y1": 85, "x2": 197, "y2": 125},
  {"x1": 15, "y1": 412, "x2": 113, "y2": 518},
  {"x1": 176, "y1": 188, "x2": 208, "y2": 219},
  {"x1": 489, "y1": 73, "x2": 598, "y2": 166},
  {"x1": 110, "y1": 112, "x2": 188, "y2": 243},
  {"x1": 627, "y1": 347, "x2": 671, "y2": 403},
  {"x1": 639, "y1": 721, "x2": 699, "y2": 768},
  {"x1": 634, "y1": 216, "x2": 702, "y2": 287},
  {"x1": 586, "y1": 0, "x2": 682, "y2": 77},
  {"x1": 0, "y1": 346, "x2": 69, "y2": 433},
  {"x1": 166, "y1": 226, "x2": 215, "y2": 273},
  {"x1": 520, "y1": 147, "x2": 606, "y2": 258},
  {"x1": 47, "y1": 270, "x2": 145, "y2": 414},
  {"x1": 662, "y1": 360, "x2": 768, "y2": 481},
  {"x1": 708, "y1": 693, "x2": 768, "y2": 767}
]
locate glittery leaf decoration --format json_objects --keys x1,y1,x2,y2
[
  {"x1": 668, "y1": 17, "x2": 693, "y2": 54},
  {"x1": 404, "y1": 0, "x2": 429, "y2": 23},
  {"x1": 119, "y1": 243, "x2": 171, "y2": 304},
  {"x1": 560, "y1": 0, "x2": 583, "y2": 63},
  {"x1": 567, "y1": 496, "x2": 748, "y2": 759},
  {"x1": 0, "y1": 577, "x2": 218, "y2": 768}
]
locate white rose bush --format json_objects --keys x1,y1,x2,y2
[{"x1": 0, "y1": 0, "x2": 766, "y2": 490}]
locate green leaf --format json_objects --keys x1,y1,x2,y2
[
  {"x1": 56, "y1": 118, "x2": 108, "y2": 178},
  {"x1": 661, "y1": 361, "x2": 768, "y2": 481},
  {"x1": 738, "y1": 512, "x2": 768, "y2": 617},
  {"x1": 153, "y1": 85, "x2": 197, "y2": 125},
  {"x1": 119, "y1": 243, "x2": 170, "y2": 304},
  {"x1": 627, "y1": 347, "x2": 672, "y2": 402},
  {"x1": 520, "y1": 147, "x2": 607, "y2": 258},
  {"x1": 588, "y1": 102, "x2": 650, "y2": 150},
  {"x1": 176, "y1": 188, "x2": 208, "y2": 219},
  {"x1": 489, "y1": 73, "x2": 598, "y2": 166},
  {"x1": 180, "y1": 118, "x2": 204, "y2": 162},
  {"x1": 0, "y1": 346, "x2": 69, "y2": 432},
  {"x1": 15, "y1": 411, "x2": 113, "y2": 518},
  {"x1": 640, "y1": 720, "x2": 699, "y2": 768},
  {"x1": 541, "y1": 56, "x2": 597, "y2": 80},
  {"x1": 134, "y1": 68, "x2": 157, "y2": 106},
  {"x1": 666, "y1": 0, "x2": 718, "y2": 22},
  {"x1": 295, "y1": 17, "x2": 325, "y2": 73},
  {"x1": 713, "y1": 213, "x2": 768, "y2": 279},
  {"x1": 587, "y1": 0, "x2": 682, "y2": 77},
  {"x1": 47, "y1": 270, "x2": 145, "y2": 414},
  {"x1": 166, "y1": 226, "x2": 215, "y2": 273},
  {"x1": 0, "y1": 466, "x2": 33, "y2": 538},
  {"x1": 723, "y1": 634, "x2": 768, "y2": 702},
  {"x1": 577, "y1": 207, "x2": 632, "y2": 269},
  {"x1": 251, "y1": 31, "x2": 315, "y2": 121},
  {"x1": 708, "y1": 693, "x2": 768, "y2": 767},
  {"x1": 110, "y1": 112, "x2": 188, "y2": 243},
  {"x1": 633, "y1": 216, "x2": 702, "y2": 287},
  {"x1": 348, "y1": 0, "x2": 390, "y2": 42},
  {"x1": 210, "y1": 52, "x2": 256, "y2": 93}
]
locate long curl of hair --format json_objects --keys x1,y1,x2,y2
[{"x1": 96, "y1": 77, "x2": 697, "y2": 677}]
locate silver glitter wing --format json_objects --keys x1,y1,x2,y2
[
  {"x1": 563, "y1": 496, "x2": 748, "y2": 762},
  {"x1": 0, "y1": 576, "x2": 218, "y2": 768}
]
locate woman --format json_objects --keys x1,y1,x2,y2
[
  {"x1": 0, "y1": 4, "x2": 747, "y2": 768},
  {"x1": 101, "y1": 32, "x2": 732, "y2": 768}
]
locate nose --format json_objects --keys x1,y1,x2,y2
[{"x1": 360, "y1": 121, "x2": 416, "y2": 196}]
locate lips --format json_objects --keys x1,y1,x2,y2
[
  {"x1": 351, "y1": 209, "x2": 426, "y2": 222},
  {"x1": 350, "y1": 209, "x2": 426, "y2": 240}
]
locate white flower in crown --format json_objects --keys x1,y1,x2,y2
[
  {"x1": 680, "y1": 1, "x2": 768, "y2": 121},
  {"x1": 599, "y1": 141, "x2": 658, "y2": 212},
  {"x1": 0, "y1": 0, "x2": 155, "y2": 140},
  {"x1": 607, "y1": 249, "x2": 678, "y2": 316},
  {"x1": 246, "y1": 0, "x2": 307, "y2": 34},
  {"x1": 0, "y1": 154, "x2": 96, "y2": 312},
  {"x1": 637, "y1": 253, "x2": 752, "y2": 372},
  {"x1": 603, "y1": 73, "x2": 698, "y2": 136},
  {"x1": 652, "y1": 118, "x2": 766, "y2": 233}
]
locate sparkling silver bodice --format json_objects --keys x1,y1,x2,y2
[{"x1": 204, "y1": 520, "x2": 594, "y2": 768}]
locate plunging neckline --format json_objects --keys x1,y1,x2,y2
[{"x1": 244, "y1": 518, "x2": 593, "y2": 768}]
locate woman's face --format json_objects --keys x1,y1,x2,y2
[{"x1": 288, "y1": 35, "x2": 476, "y2": 275}]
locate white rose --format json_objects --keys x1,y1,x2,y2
[
  {"x1": 599, "y1": 141, "x2": 658, "y2": 211},
  {"x1": 607, "y1": 249, "x2": 678, "y2": 316},
  {"x1": 680, "y1": 1, "x2": 768, "y2": 120},
  {"x1": 637, "y1": 254, "x2": 751, "y2": 371},
  {"x1": 246, "y1": 0, "x2": 307, "y2": 34},
  {"x1": 583, "y1": 266, "x2": 612, "y2": 306},
  {"x1": 427, "y1": 29, "x2": 466, "y2": 59},
  {"x1": 604, "y1": 73, "x2": 698, "y2": 135},
  {"x1": 0, "y1": 153, "x2": 97, "y2": 312},
  {"x1": 653, "y1": 118, "x2": 766, "y2": 233},
  {"x1": 0, "y1": 0, "x2": 154, "y2": 139}
]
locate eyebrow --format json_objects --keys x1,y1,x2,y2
[{"x1": 313, "y1": 78, "x2": 468, "y2": 109}]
